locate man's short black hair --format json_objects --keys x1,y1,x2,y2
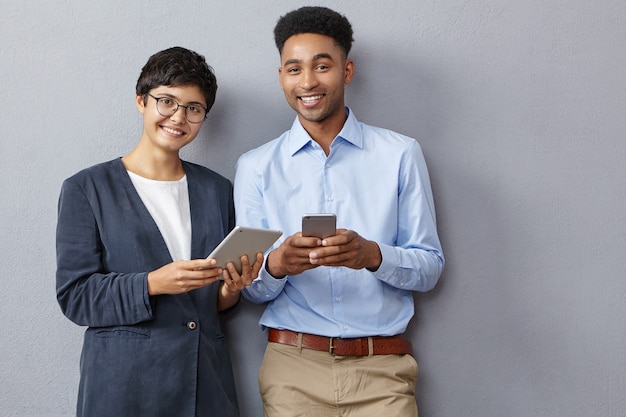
[
  {"x1": 136, "y1": 47, "x2": 218, "y2": 111},
  {"x1": 274, "y1": 6, "x2": 354, "y2": 57}
]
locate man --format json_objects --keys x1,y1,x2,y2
[{"x1": 234, "y1": 7, "x2": 444, "y2": 417}]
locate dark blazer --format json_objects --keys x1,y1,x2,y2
[{"x1": 56, "y1": 158, "x2": 239, "y2": 417}]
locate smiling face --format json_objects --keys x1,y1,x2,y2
[
  {"x1": 278, "y1": 33, "x2": 354, "y2": 132},
  {"x1": 135, "y1": 84, "x2": 207, "y2": 155}
]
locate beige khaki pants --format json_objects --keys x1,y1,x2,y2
[{"x1": 259, "y1": 341, "x2": 419, "y2": 417}]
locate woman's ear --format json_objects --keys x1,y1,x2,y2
[{"x1": 135, "y1": 94, "x2": 146, "y2": 114}]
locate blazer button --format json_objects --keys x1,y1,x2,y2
[{"x1": 187, "y1": 321, "x2": 197, "y2": 330}]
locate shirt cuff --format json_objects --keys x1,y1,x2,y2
[
  {"x1": 371, "y1": 243, "x2": 411, "y2": 289},
  {"x1": 259, "y1": 261, "x2": 288, "y2": 291}
]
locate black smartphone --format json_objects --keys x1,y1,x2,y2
[{"x1": 302, "y1": 214, "x2": 337, "y2": 239}]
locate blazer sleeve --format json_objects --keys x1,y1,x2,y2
[{"x1": 56, "y1": 177, "x2": 153, "y2": 327}]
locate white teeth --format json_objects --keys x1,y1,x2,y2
[
  {"x1": 300, "y1": 95, "x2": 323, "y2": 103},
  {"x1": 163, "y1": 127, "x2": 183, "y2": 136}
]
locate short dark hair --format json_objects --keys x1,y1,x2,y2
[
  {"x1": 135, "y1": 47, "x2": 218, "y2": 112},
  {"x1": 274, "y1": 7, "x2": 354, "y2": 57}
]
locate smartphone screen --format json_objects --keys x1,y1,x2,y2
[{"x1": 302, "y1": 214, "x2": 337, "y2": 239}]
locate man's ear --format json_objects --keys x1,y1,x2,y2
[
  {"x1": 344, "y1": 59, "x2": 354, "y2": 84},
  {"x1": 278, "y1": 66, "x2": 285, "y2": 90}
]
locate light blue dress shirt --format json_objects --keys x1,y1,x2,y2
[{"x1": 234, "y1": 108, "x2": 444, "y2": 338}]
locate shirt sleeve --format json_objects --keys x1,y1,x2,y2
[
  {"x1": 371, "y1": 140, "x2": 444, "y2": 292},
  {"x1": 234, "y1": 153, "x2": 289, "y2": 303}
]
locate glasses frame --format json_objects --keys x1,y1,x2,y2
[{"x1": 146, "y1": 93, "x2": 208, "y2": 124}]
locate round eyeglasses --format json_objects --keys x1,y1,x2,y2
[{"x1": 147, "y1": 93, "x2": 207, "y2": 124}]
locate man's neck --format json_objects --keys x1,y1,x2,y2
[{"x1": 299, "y1": 110, "x2": 348, "y2": 156}]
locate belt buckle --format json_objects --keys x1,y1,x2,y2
[{"x1": 329, "y1": 337, "x2": 335, "y2": 354}]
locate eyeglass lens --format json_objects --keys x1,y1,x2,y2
[{"x1": 153, "y1": 96, "x2": 206, "y2": 123}]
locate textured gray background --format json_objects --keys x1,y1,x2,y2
[{"x1": 1, "y1": 1, "x2": 624, "y2": 416}]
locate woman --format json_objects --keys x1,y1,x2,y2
[{"x1": 56, "y1": 47, "x2": 261, "y2": 417}]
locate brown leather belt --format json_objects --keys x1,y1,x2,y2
[{"x1": 268, "y1": 328, "x2": 413, "y2": 357}]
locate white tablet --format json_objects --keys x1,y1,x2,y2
[{"x1": 207, "y1": 226, "x2": 282, "y2": 273}]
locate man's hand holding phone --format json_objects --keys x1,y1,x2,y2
[
  {"x1": 265, "y1": 213, "x2": 382, "y2": 278},
  {"x1": 307, "y1": 229, "x2": 382, "y2": 271},
  {"x1": 264, "y1": 234, "x2": 321, "y2": 278},
  {"x1": 264, "y1": 214, "x2": 336, "y2": 278},
  {"x1": 301, "y1": 213, "x2": 381, "y2": 271}
]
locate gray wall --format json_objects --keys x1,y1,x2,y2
[{"x1": 1, "y1": 1, "x2": 624, "y2": 416}]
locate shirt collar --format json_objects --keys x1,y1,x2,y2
[{"x1": 288, "y1": 107, "x2": 363, "y2": 156}]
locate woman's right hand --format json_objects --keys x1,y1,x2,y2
[{"x1": 147, "y1": 258, "x2": 222, "y2": 296}]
